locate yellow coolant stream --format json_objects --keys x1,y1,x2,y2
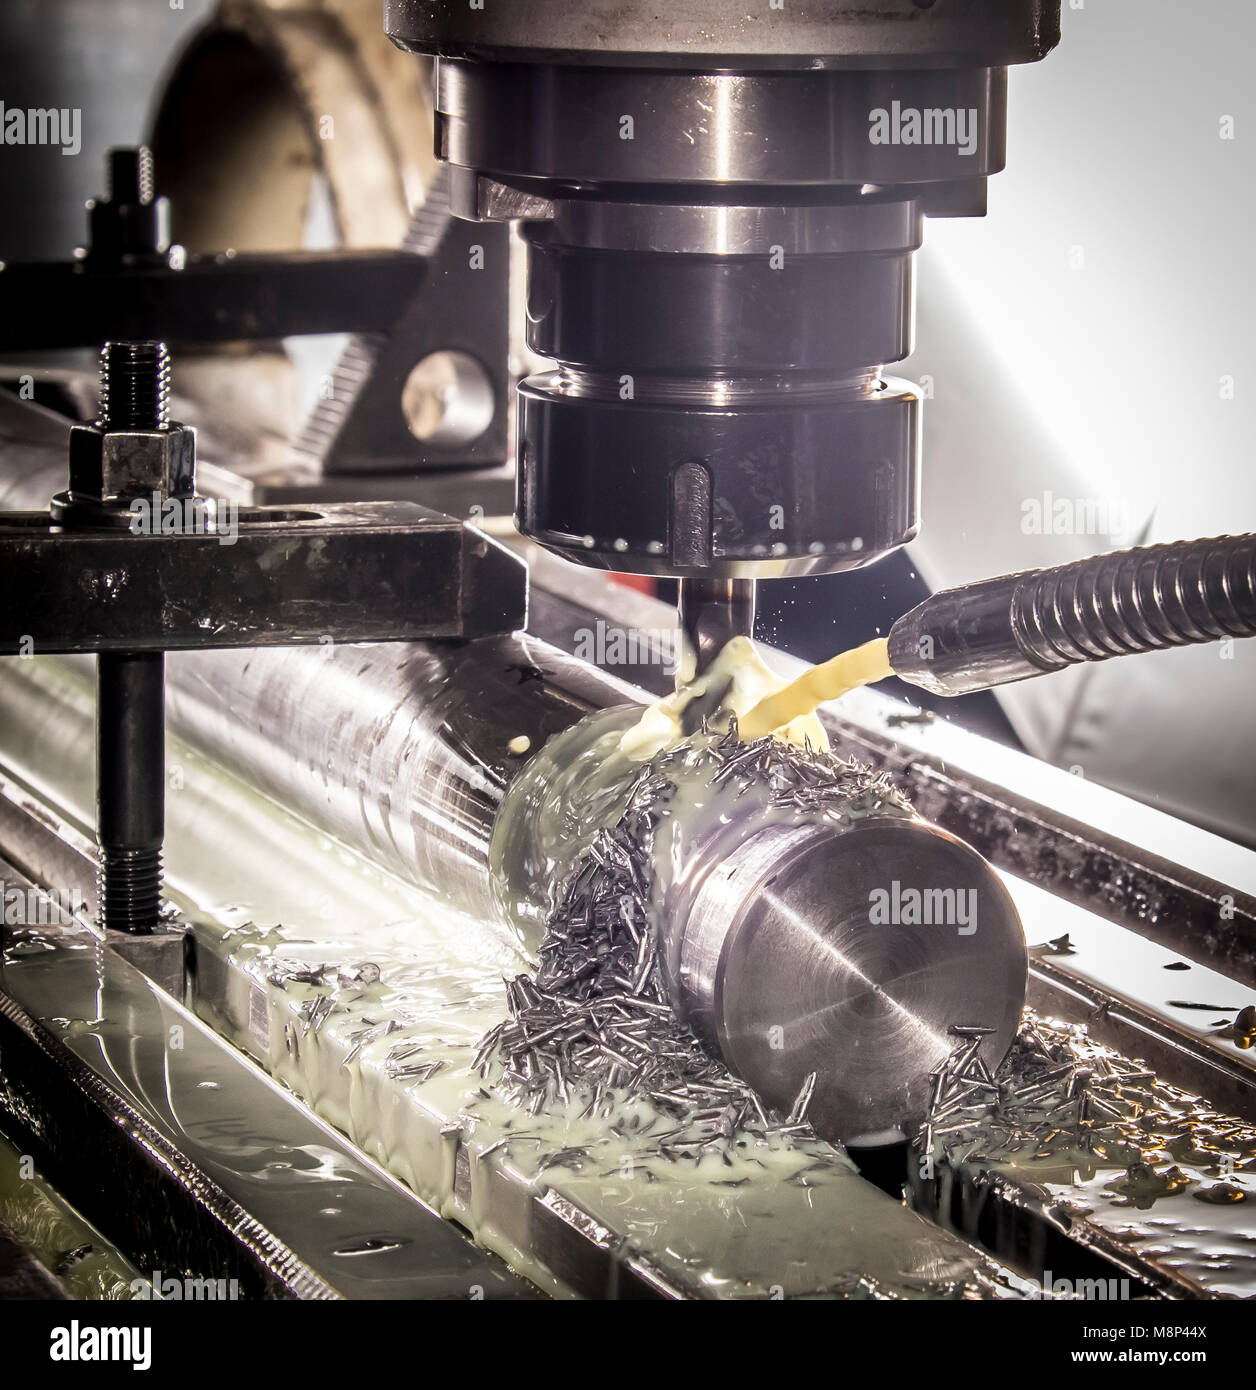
[
  {"x1": 737, "y1": 638, "x2": 892, "y2": 741},
  {"x1": 616, "y1": 636, "x2": 893, "y2": 761}
]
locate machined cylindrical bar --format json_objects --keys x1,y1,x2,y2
[{"x1": 163, "y1": 635, "x2": 640, "y2": 932}]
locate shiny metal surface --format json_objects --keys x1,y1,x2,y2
[
  {"x1": 164, "y1": 635, "x2": 637, "y2": 927},
  {"x1": 550, "y1": 196, "x2": 921, "y2": 258},
  {"x1": 663, "y1": 816, "x2": 1027, "y2": 1141},
  {"x1": 436, "y1": 63, "x2": 1008, "y2": 188}
]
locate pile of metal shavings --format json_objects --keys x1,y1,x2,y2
[
  {"x1": 476, "y1": 726, "x2": 912, "y2": 1162},
  {"x1": 703, "y1": 720, "x2": 912, "y2": 820},
  {"x1": 916, "y1": 1011, "x2": 1256, "y2": 1209}
]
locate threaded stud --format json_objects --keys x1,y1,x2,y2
[{"x1": 98, "y1": 340, "x2": 170, "y2": 432}]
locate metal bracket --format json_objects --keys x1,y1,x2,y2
[
  {"x1": 0, "y1": 250, "x2": 428, "y2": 351},
  {"x1": 0, "y1": 500, "x2": 526, "y2": 653},
  {"x1": 291, "y1": 168, "x2": 513, "y2": 476}
]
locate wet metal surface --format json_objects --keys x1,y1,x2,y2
[{"x1": 0, "y1": 907, "x2": 535, "y2": 1300}]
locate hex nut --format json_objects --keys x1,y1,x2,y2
[{"x1": 68, "y1": 422, "x2": 196, "y2": 504}]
